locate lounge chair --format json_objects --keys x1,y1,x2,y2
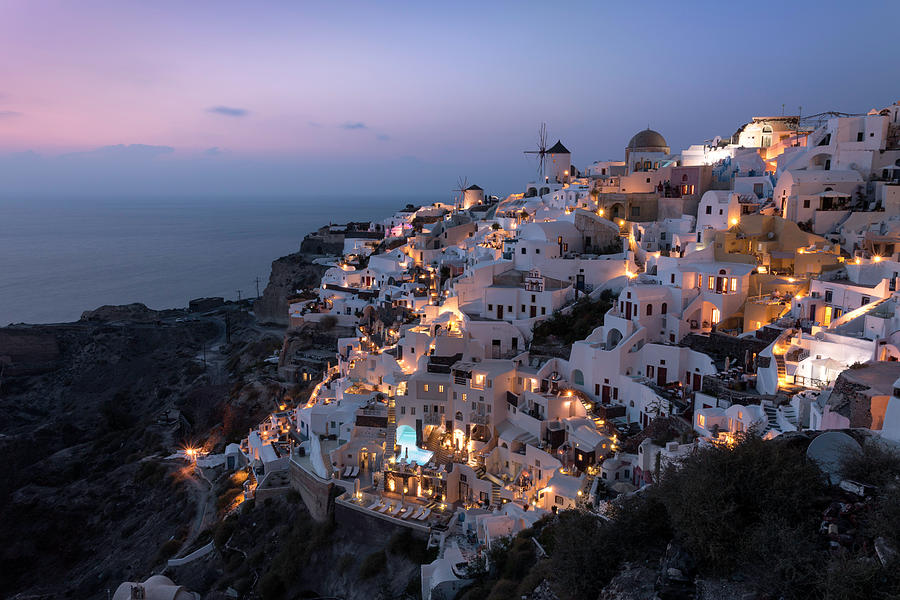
[
  {"x1": 405, "y1": 507, "x2": 422, "y2": 520},
  {"x1": 416, "y1": 507, "x2": 431, "y2": 520},
  {"x1": 379, "y1": 502, "x2": 392, "y2": 514},
  {"x1": 388, "y1": 504, "x2": 402, "y2": 516},
  {"x1": 350, "y1": 466, "x2": 359, "y2": 477},
  {"x1": 366, "y1": 500, "x2": 382, "y2": 511},
  {"x1": 342, "y1": 466, "x2": 352, "y2": 477}
]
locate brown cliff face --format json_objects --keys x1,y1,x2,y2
[{"x1": 253, "y1": 253, "x2": 327, "y2": 325}]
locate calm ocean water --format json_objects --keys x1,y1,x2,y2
[{"x1": 0, "y1": 196, "x2": 425, "y2": 325}]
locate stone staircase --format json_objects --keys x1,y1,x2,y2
[
  {"x1": 781, "y1": 404, "x2": 798, "y2": 428},
  {"x1": 490, "y1": 483, "x2": 501, "y2": 507},
  {"x1": 387, "y1": 400, "x2": 397, "y2": 454},
  {"x1": 579, "y1": 397, "x2": 604, "y2": 429},
  {"x1": 763, "y1": 404, "x2": 779, "y2": 431},
  {"x1": 774, "y1": 354, "x2": 787, "y2": 382}
]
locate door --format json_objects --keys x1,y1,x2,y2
[
  {"x1": 692, "y1": 373, "x2": 701, "y2": 391},
  {"x1": 657, "y1": 367, "x2": 667, "y2": 386},
  {"x1": 491, "y1": 339, "x2": 501, "y2": 359},
  {"x1": 530, "y1": 305, "x2": 537, "y2": 318},
  {"x1": 625, "y1": 302, "x2": 632, "y2": 319},
  {"x1": 602, "y1": 385, "x2": 611, "y2": 403},
  {"x1": 809, "y1": 304, "x2": 816, "y2": 321}
]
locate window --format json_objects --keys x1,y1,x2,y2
[
  {"x1": 708, "y1": 277, "x2": 715, "y2": 290},
  {"x1": 521, "y1": 304, "x2": 525, "y2": 312},
  {"x1": 698, "y1": 275, "x2": 703, "y2": 289},
  {"x1": 647, "y1": 365, "x2": 655, "y2": 378},
  {"x1": 488, "y1": 304, "x2": 493, "y2": 311},
  {"x1": 424, "y1": 405, "x2": 429, "y2": 413},
  {"x1": 541, "y1": 307, "x2": 546, "y2": 315},
  {"x1": 646, "y1": 304, "x2": 653, "y2": 316},
  {"x1": 508, "y1": 305, "x2": 512, "y2": 313},
  {"x1": 670, "y1": 274, "x2": 675, "y2": 284},
  {"x1": 705, "y1": 205, "x2": 712, "y2": 215},
  {"x1": 824, "y1": 290, "x2": 833, "y2": 303},
  {"x1": 857, "y1": 132, "x2": 864, "y2": 142},
  {"x1": 661, "y1": 302, "x2": 667, "y2": 314},
  {"x1": 531, "y1": 294, "x2": 536, "y2": 302},
  {"x1": 401, "y1": 406, "x2": 406, "y2": 415},
  {"x1": 632, "y1": 206, "x2": 641, "y2": 217},
  {"x1": 411, "y1": 407, "x2": 415, "y2": 415},
  {"x1": 861, "y1": 296, "x2": 870, "y2": 306},
  {"x1": 555, "y1": 495, "x2": 565, "y2": 505},
  {"x1": 730, "y1": 277, "x2": 737, "y2": 293},
  {"x1": 438, "y1": 385, "x2": 444, "y2": 393},
  {"x1": 423, "y1": 384, "x2": 429, "y2": 392},
  {"x1": 535, "y1": 248, "x2": 540, "y2": 254},
  {"x1": 803, "y1": 199, "x2": 810, "y2": 209},
  {"x1": 521, "y1": 247, "x2": 526, "y2": 254}
]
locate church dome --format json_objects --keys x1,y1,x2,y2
[{"x1": 627, "y1": 128, "x2": 668, "y2": 151}]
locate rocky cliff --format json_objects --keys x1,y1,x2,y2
[{"x1": 253, "y1": 253, "x2": 327, "y2": 325}]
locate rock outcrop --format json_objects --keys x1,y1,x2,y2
[{"x1": 254, "y1": 253, "x2": 327, "y2": 325}]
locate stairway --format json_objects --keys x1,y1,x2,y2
[
  {"x1": 763, "y1": 404, "x2": 779, "y2": 431},
  {"x1": 387, "y1": 400, "x2": 397, "y2": 454},
  {"x1": 580, "y1": 397, "x2": 604, "y2": 429},
  {"x1": 490, "y1": 483, "x2": 501, "y2": 508},
  {"x1": 475, "y1": 465, "x2": 486, "y2": 478},
  {"x1": 774, "y1": 354, "x2": 787, "y2": 382},
  {"x1": 423, "y1": 426, "x2": 443, "y2": 452},
  {"x1": 781, "y1": 405, "x2": 798, "y2": 428}
]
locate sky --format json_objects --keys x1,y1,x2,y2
[{"x1": 0, "y1": 0, "x2": 898, "y2": 199}]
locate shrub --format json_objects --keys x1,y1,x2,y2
[
  {"x1": 359, "y1": 550, "x2": 387, "y2": 579},
  {"x1": 656, "y1": 433, "x2": 827, "y2": 576},
  {"x1": 839, "y1": 439, "x2": 900, "y2": 488},
  {"x1": 258, "y1": 572, "x2": 285, "y2": 600},
  {"x1": 156, "y1": 539, "x2": 182, "y2": 563}
]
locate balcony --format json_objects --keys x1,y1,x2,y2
[{"x1": 469, "y1": 414, "x2": 490, "y2": 425}]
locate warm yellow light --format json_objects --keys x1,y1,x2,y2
[
  {"x1": 730, "y1": 218, "x2": 738, "y2": 226},
  {"x1": 855, "y1": 257, "x2": 862, "y2": 265},
  {"x1": 577, "y1": 490, "x2": 583, "y2": 496},
  {"x1": 757, "y1": 266, "x2": 767, "y2": 273},
  {"x1": 388, "y1": 479, "x2": 395, "y2": 492},
  {"x1": 617, "y1": 219, "x2": 625, "y2": 226},
  {"x1": 874, "y1": 255, "x2": 883, "y2": 263},
  {"x1": 598, "y1": 208, "x2": 604, "y2": 216}
]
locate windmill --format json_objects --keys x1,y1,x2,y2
[
  {"x1": 524, "y1": 122, "x2": 549, "y2": 179},
  {"x1": 452, "y1": 176, "x2": 469, "y2": 209}
]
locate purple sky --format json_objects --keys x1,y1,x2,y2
[{"x1": 1, "y1": 0, "x2": 898, "y2": 197}]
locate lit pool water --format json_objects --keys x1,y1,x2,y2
[{"x1": 396, "y1": 425, "x2": 434, "y2": 465}]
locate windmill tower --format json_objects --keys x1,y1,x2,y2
[
  {"x1": 451, "y1": 176, "x2": 469, "y2": 210},
  {"x1": 524, "y1": 122, "x2": 550, "y2": 182}
]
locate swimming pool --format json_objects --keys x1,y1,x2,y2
[{"x1": 396, "y1": 425, "x2": 434, "y2": 465}]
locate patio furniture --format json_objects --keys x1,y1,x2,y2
[
  {"x1": 342, "y1": 466, "x2": 352, "y2": 477},
  {"x1": 350, "y1": 466, "x2": 359, "y2": 477},
  {"x1": 416, "y1": 507, "x2": 431, "y2": 521}
]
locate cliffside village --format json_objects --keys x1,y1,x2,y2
[{"x1": 232, "y1": 103, "x2": 900, "y2": 599}]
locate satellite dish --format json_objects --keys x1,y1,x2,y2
[{"x1": 806, "y1": 431, "x2": 861, "y2": 484}]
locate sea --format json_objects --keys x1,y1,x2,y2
[{"x1": 0, "y1": 196, "x2": 430, "y2": 325}]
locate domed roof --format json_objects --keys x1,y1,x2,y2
[{"x1": 627, "y1": 128, "x2": 668, "y2": 150}]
